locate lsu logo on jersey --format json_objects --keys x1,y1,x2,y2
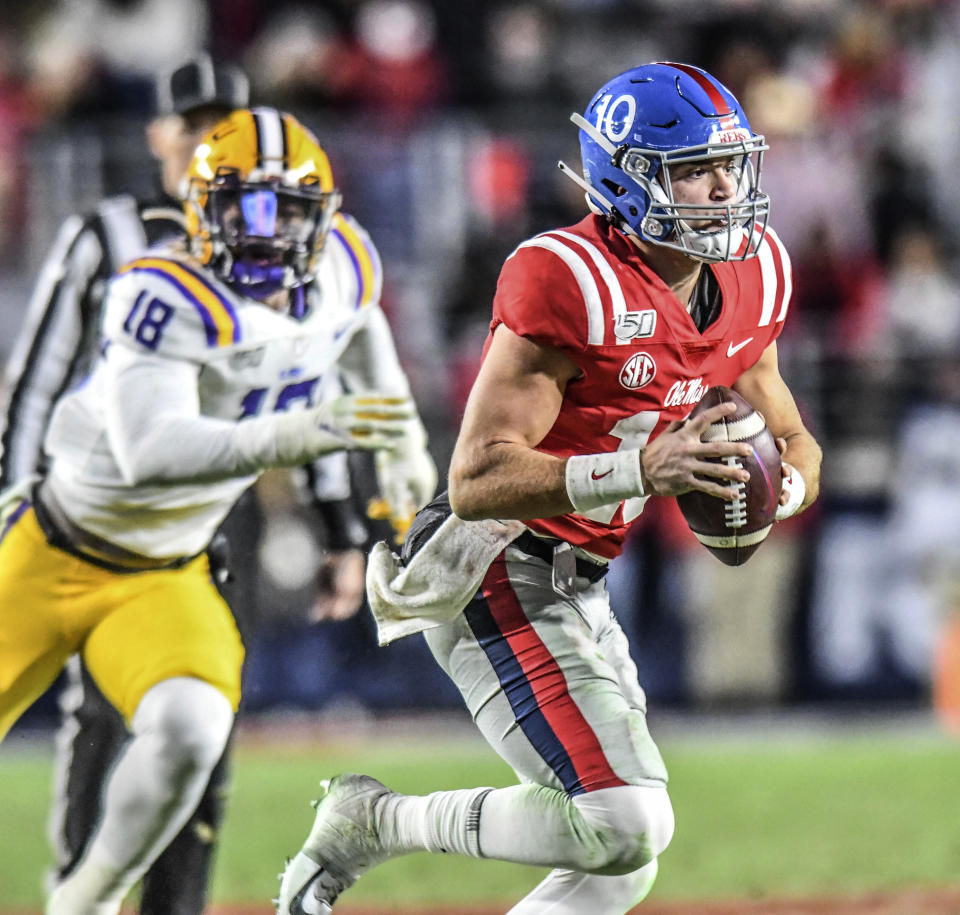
[{"x1": 619, "y1": 352, "x2": 656, "y2": 389}]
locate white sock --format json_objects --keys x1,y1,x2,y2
[
  {"x1": 47, "y1": 679, "x2": 232, "y2": 913},
  {"x1": 378, "y1": 787, "x2": 491, "y2": 856}
]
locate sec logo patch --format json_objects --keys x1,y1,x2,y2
[{"x1": 619, "y1": 352, "x2": 656, "y2": 389}]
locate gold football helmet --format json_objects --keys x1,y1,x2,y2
[{"x1": 183, "y1": 107, "x2": 341, "y2": 299}]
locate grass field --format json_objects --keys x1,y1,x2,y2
[{"x1": 1, "y1": 710, "x2": 959, "y2": 912}]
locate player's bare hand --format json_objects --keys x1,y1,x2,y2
[
  {"x1": 310, "y1": 548, "x2": 366, "y2": 622},
  {"x1": 640, "y1": 401, "x2": 752, "y2": 499}
]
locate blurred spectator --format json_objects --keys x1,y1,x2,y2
[
  {"x1": 814, "y1": 2, "x2": 908, "y2": 138},
  {"x1": 868, "y1": 145, "x2": 936, "y2": 269},
  {"x1": 244, "y1": 7, "x2": 345, "y2": 110},
  {"x1": 896, "y1": 0, "x2": 960, "y2": 243},
  {"x1": 814, "y1": 359, "x2": 960, "y2": 696},
  {"x1": 745, "y1": 71, "x2": 875, "y2": 286},
  {"x1": 0, "y1": 30, "x2": 40, "y2": 263},
  {"x1": 743, "y1": 68, "x2": 887, "y2": 364},
  {"x1": 325, "y1": 0, "x2": 448, "y2": 127},
  {"x1": 26, "y1": 0, "x2": 208, "y2": 120},
  {"x1": 484, "y1": 4, "x2": 558, "y2": 107},
  {"x1": 882, "y1": 225, "x2": 960, "y2": 364}
]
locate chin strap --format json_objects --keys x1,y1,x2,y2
[{"x1": 226, "y1": 266, "x2": 308, "y2": 316}]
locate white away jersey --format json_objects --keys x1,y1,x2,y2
[{"x1": 43, "y1": 213, "x2": 384, "y2": 557}]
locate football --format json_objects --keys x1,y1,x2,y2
[{"x1": 676, "y1": 385, "x2": 782, "y2": 566}]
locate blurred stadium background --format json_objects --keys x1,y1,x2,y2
[{"x1": 2, "y1": 0, "x2": 960, "y2": 911}]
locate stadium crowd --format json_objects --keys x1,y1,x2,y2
[{"x1": 2, "y1": 0, "x2": 960, "y2": 719}]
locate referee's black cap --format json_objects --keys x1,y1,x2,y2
[{"x1": 154, "y1": 53, "x2": 249, "y2": 118}]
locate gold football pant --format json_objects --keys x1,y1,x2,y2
[{"x1": 0, "y1": 502, "x2": 244, "y2": 741}]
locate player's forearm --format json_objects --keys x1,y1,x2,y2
[
  {"x1": 449, "y1": 440, "x2": 573, "y2": 521},
  {"x1": 782, "y1": 429, "x2": 822, "y2": 512},
  {"x1": 113, "y1": 403, "x2": 387, "y2": 486},
  {"x1": 111, "y1": 411, "x2": 301, "y2": 484}
]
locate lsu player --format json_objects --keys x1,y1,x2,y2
[
  {"x1": 278, "y1": 63, "x2": 822, "y2": 914},
  {"x1": 0, "y1": 56, "x2": 263, "y2": 915},
  {"x1": 0, "y1": 107, "x2": 436, "y2": 914}
]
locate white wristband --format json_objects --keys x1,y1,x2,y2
[
  {"x1": 775, "y1": 466, "x2": 806, "y2": 521},
  {"x1": 565, "y1": 449, "x2": 644, "y2": 513}
]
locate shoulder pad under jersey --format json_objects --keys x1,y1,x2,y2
[
  {"x1": 101, "y1": 254, "x2": 243, "y2": 362},
  {"x1": 757, "y1": 226, "x2": 793, "y2": 327},
  {"x1": 493, "y1": 233, "x2": 592, "y2": 352},
  {"x1": 719, "y1": 225, "x2": 793, "y2": 331},
  {"x1": 323, "y1": 212, "x2": 383, "y2": 311},
  {"x1": 138, "y1": 202, "x2": 187, "y2": 249}
]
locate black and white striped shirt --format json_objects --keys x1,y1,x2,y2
[{"x1": 0, "y1": 195, "x2": 184, "y2": 488}]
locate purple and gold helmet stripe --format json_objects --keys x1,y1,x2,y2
[
  {"x1": 119, "y1": 257, "x2": 241, "y2": 347},
  {"x1": 331, "y1": 215, "x2": 379, "y2": 309}
]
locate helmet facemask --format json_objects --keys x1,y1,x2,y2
[
  {"x1": 197, "y1": 169, "x2": 340, "y2": 299},
  {"x1": 631, "y1": 142, "x2": 770, "y2": 262}
]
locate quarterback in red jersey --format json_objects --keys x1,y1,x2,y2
[
  {"x1": 278, "y1": 62, "x2": 822, "y2": 915},
  {"x1": 489, "y1": 211, "x2": 794, "y2": 558}
]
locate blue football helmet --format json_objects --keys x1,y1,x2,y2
[{"x1": 559, "y1": 61, "x2": 770, "y2": 262}]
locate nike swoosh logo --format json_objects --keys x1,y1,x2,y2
[
  {"x1": 208, "y1": 126, "x2": 238, "y2": 142},
  {"x1": 591, "y1": 469, "x2": 613, "y2": 480},
  {"x1": 290, "y1": 875, "x2": 325, "y2": 915},
  {"x1": 727, "y1": 337, "x2": 754, "y2": 357}
]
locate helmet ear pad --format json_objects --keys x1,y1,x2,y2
[
  {"x1": 592, "y1": 157, "x2": 676, "y2": 245},
  {"x1": 183, "y1": 192, "x2": 215, "y2": 264},
  {"x1": 628, "y1": 164, "x2": 676, "y2": 243}
]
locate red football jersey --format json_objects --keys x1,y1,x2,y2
[{"x1": 487, "y1": 214, "x2": 792, "y2": 559}]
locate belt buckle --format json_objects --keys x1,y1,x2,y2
[{"x1": 551, "y1": 541, "x2": 577, "y2": 598}]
